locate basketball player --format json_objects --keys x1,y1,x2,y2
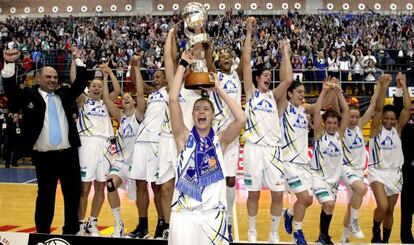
[
  {"x1": 168, "y1": 50, "x2": 246, "y2": 245},
  {"x1": 368, "y1": 73, "x2": 411, "y2": 243}
]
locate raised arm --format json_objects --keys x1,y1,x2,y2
[
  {"x1": 102, "y1": 64, "x2": 122, "y2": 122},
  {"x1": 2, "y1": 49, "x2": 22, "y2": 113},
  {"x1": 107, "y1": 65, "x2": 121, "y2": 101},
  {"x1": 369, "y1": 74, "x2": 392, "y2": 138},
  {"x1": 313, "y1": 82, "x2": 331, "y2": 140},
  {"x1": 164, "y1": 27, "x2": 176, "y2": 86},
  {"x1": 131, "y1": 55, "x2": 146, "y2": 122},
  {"x1": 70, "y1": 48, "x2": 80, "y2": 84},
  {"x1": 170, "y1": 51, "x2": 191, "y2": 152},
  {"x1": 335, "y1": 85, "x2": 350, "y2": 138},
  {"x1": 242, "y1": 17, "x2": 256, "y2": 100},
  {"x1": 396, "y1": 72, "x2": 412, "y2": 136},
  {"x1": 359, "y1": 81, "x2": 380, "y2": 128},
  {"x1": 276, "y1": 39, "x2": 293, "y2": 116},
  {"x1": 217, "y1": 76, "x2": 246, "y2": 151}
]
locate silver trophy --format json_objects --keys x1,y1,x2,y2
[{"x1": 181, "y1": 2, "x2": 214, "y2": 89}]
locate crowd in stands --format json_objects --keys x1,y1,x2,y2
[{"x1": 0, "y1": 11, "x2": 413, "y2": 85}]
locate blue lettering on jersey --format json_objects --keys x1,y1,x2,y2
[
  {"x1": 349, "y1": 135, "x2": 363, "y2": 149},
  {"x1": 253, "y1": 99, "x2": 274, "y2": 113},
  {"x1": 293, "y1": 114, "x2": 307, "y2": 129},
  {"x1": 122, "y1": 124, "x2": 136, "y2": 138},
  {"x1": 148, "y1": 91, "x2": 166, "y2": 103},
  {"x1": 87, "y1": 105, "x2": 108, "y2": 117},
  {"x1": 380, "y1": 136, "x2": 395, "y2": 150},
  {"x1": 223, "y1": 80, "x2": 238, "y2": 94},
  {"x1": 323, "y1": 141, "x2": 341, "y2": 157}
]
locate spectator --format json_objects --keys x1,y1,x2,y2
[{"x1": 327, "y1": 50, "x2": 340, "y2": 79}]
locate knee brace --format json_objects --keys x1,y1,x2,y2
[{"x1": 107, "y1": 178, "x2": 116, "y2": 192}]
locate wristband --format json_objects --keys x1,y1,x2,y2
[{"x1": 179, "y1": 59, "x2": 189, "y2": 68}]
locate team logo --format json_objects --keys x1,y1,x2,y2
[
  {"x1": 148, "y1": 91, "x2": 166, "y2": 103},
  {"x1": 323, "y1": 141, "x2": 341, "y2": 157},
  {"x1": 87, "y1": 105, "x2": 108, "y2": 117},
  {"x1": 36, "y1": 238, "x2": 71, "y2": 245},
  {"x1": 349, "y1": 135, "x2": 363, "y2": 149},
  {"x1": 293, "y1": 114, "x2": 307, "y2": 129},
  {"x1": 254, "y1": 99, "x2": 274, "y2": 113},
  {"x1": 380, "y1": 136, "x2": 395, "y2": 150},
  {"x1": 223, "y1": 80, "x2": 238, "y2": 94},
  {"x1": 122, "y1": 124, "x2": 136, "y2": 138}
]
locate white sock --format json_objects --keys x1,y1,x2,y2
[
  {"x1": 89, "y1": 216, "x2": 97, "y2": 224},
  {"x1": 111, "y1": 207, "x2": 122, "y2": 223},
  {"x1": 350, "y1": 207, "x2": 359, "y2": 220},
  {"x1": 293, "y1": 220, "x2": 302, "y2": 231},
  {"x1": 342, "y1": 226, "x2": 350, "y2": 238},
  {"x1": 248, "y1": 215, "x2": 257, "y2": 231},
  {"x1": 270, "y1": 215, "x2": 281, "y2": 233},
  {"x1": 226, "y1": 186, "x2": 235, "y2": 225}
]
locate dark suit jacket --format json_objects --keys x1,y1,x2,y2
[
  {"x1": 3, "y1": 66, "x2": 92, "y2": 151},
  {"x1": 394, "y1": 95, "x2": 414, "y2": 169}
]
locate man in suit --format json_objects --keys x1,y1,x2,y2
[{"x1": 2, "y1": 49, "x2": 92, "y2": 234}]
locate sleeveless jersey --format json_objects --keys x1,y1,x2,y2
[
  {"x1": 368, "y1": 126, "x2": 403, "y2": 170},
  {"x1": 280, "y1": 102, "x2": 309, "y2": 165},
  {"x1": 342, "y1": 126, "x2": 365, "y2": 170},
  {"x1": 161, "y1": 87, "x2": 199, "y2": 137},
  {"x1": 136, "y1": 87, "x2": 168, "y2": 142},
  {"x1": 77, "y1": 98, "x2": 114, "y2": 138},
  {"x1": 211, "y1": 71, "x2": 242, "y2": 133},
  {"x1": 171, "y1": 131, "x2": 227, "y2": 212},
  {"x1": 310, "y1": 131, "x2": 343, "y2": 184},
  {"x1": 114, "y1": 112, "x2": 140, "y2": 162},
  {"x1": 243, "y1": 89, "x2": 281, "y2": 147}
]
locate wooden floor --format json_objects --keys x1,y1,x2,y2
[{"x1": 0, "y1": 181, "x2": 403, "y2": 243}]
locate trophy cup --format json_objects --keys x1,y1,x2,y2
[{"x1": 181, "y1": 2, "x2": 214, "y2": 89}]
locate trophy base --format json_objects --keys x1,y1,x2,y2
[{"x1": 184, "y1": 72, "x2": 214, "y2": 90}]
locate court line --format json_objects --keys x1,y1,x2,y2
[
  {"x1": 23, "y1": 178, "x2": 37, "y2": 184},
  {"x1": 233, "y1": 198, "x2": 239, "y2": 241}
]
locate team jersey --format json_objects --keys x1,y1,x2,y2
[
  {"x1": 171, "y1": 131, "x2": 227, "y2": 213},
  {"x1": 161, "y1": 87, "x2": 199, "y2": 136},
  {"x1": 342, "y1": 126, "x2": 365, "y2": 170},
  {"x1": 243, "y1": 89, "x2": 281, "y2": 147},
  {"x1": 136, "y1": 87, "x2": 168, "y2": 142},
  {"x1": 210, "y1": 71, "x2": 242, "y2": 133},
  {"x1": 310, "y1": 131, "x2": 343, "y2": 184},
  {"x1": 368, "y1": 126, "x2": 403, "y2": 169},
  {"x1": 113, "y1": 112, "x2": 140, "y2": 163},
  {"x1": 77, "y1": 98, "x2": 114, "y2": 138},
  {"x1": 280, "y1": 102, "x2": 309, "y2": 165}
]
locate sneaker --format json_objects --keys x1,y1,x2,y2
[
  {"x1": 350, "y1": 218, "x2": 364, "y2": 239},
  {"x1": 293, "y1": 229, "x2": 307, "y2": 244},
  {"x1": 125, "y1": 225, "x2": 149, "y2": 239},
  {"x1": 283, "y1": 208, "x2": 293, "y2": 234},
  {"x1": 86, "y1": 218, "x2": 100, "y2": 237},
  {"x1": 154, "y1": 220, "x2": 165, "y2": 239},
  {"x1": 228, "y1": 224, "x2": 233, "y2": 242},
  {"x1": 339, "y1": 237, "x2": 350, "y2": 243},
  {"x1": 268, "y1": 231, "x2": 280, "y2": 243},
  {"x1": 162, "y1": 228, "x2": 169, "y2": 240},
  {"x1": 76, "y1": 221, "x2": 86, "y2": 236},
  {"x1": 248, "y1": 229, "x2": 257, "y2": 243},
  {"x1": 111, "y1": 221, "x2": 124, "y2": 238},
  {"x1": 371, "y1": 227, "x2": 382, "y2": 243},
  {"x1": 316, "y1": 234, "x2": 334, "y2": 244}
]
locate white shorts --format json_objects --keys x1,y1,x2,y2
[
  {"x1": 368, "y1": 167, "x2": 402, "y2": 196},
  {"x1": 312, "y1": 177, "x2": 339, "y2": 204},
  {"x1": 223, "y1": 140, "x2": 240, "y2": 177},
  {"x1": 284, "y1": 162, "x2": 313, "y2": 194},
  {"x1": 156, "y1": 135, "x2": 177, "y2": 185},
  {"x1": 129, "y1": 141, "x2": 159, "y2": 182},
  {"x1": 169, "y1": 210, "x2": 228, "y2": 245},
  {"x1": 107, "y1": 161, "x2": 130, "y2": 190},
  {"x1": 79, "y1": 136, "x2": 111, "y2": 182},
  {"x1": 243, "y1": 142, "x2": 285, "y2": 192}
]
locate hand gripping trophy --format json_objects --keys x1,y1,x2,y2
[{"x1": 181, "y1": 2, "x2": 214, "y2": 89}]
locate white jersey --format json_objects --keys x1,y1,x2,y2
[
  {"x1": 342, "y1": 126, "x2": 365, "y2": 170},
  {"x1": 280, "y1": 102, "x2": 309, "y2": 165},
  {"x1": 161, "y1": 87, "x2": 199, "y2": 137},
  {"x1": 136, "y1": 87, "x2": 168, "y2": 142},
  {"x1": 243, "y1": 89, "x2": 281, "y2": 147},
  {"x1": 114, "y1": 112, "x2": 140, "y2": 163},
  {"x1": 211, "y1": 71, "x2": 242, "y2": 133},
  {"x1": 77, "y1": 98, "x2": 114, "y2": 138},
  {"x1": 171, "y1": 132, "x2": 227, "y2": 213},
  {"x1": 310, "y1": 132, "x2": 343, "y2": 184},
  {"x1": 368, "y1": 126, "x2": 403, "y2": 170}
]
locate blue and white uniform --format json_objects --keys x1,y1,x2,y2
[{"x1": 342, "y1": 126, "x2": 366, "y2": 186}]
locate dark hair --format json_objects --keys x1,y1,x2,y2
[
  {"x1": 253, "y1": 65, "x2": 270, "y2": 87},
  {"x1": 322, "y1": 109, "x2": 342, "y2": 123},
  {"x1": 287, "y1": 80, "x2": 304, "y2": 99},
  {"x1": 383, "y1": 104, "x2": 396, "y2": 114},
  {"x1": 193, "y1": 97, "x2": 215, "y2": 113}
]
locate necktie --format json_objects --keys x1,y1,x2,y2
[{"x1": 48, "y1": 93, "x2": 62, "y2": 145}]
